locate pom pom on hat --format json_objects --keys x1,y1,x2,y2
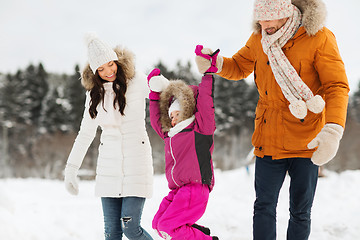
[
  {"x1": 84, "y1": 32, "x2": 98, "y2": 47},
  {"x1": 84, "y1": 32, "x2": 118, "y2": 74},
  {"x1": 254, "y1": 0, "x2": 294, "y2": 21}
]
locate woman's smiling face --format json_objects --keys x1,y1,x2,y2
[{"x1": 97, "y1": 61, "x2": 117, "y2": 82}]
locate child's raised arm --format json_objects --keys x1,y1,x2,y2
[
  {"x1": 194, "y1": 45, "x2": 220, "y2": 135},
  {"x1": 195, "y1": 74, "x2": 216, "y2": 135},
  {"x1": 147, "y1": 69, "x2": 169, "y2": 139}
]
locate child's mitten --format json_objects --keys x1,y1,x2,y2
[
  {"x1": 147, "y1": 68, "x2": 170, "y2": 100},
  {"x1": 195, "y1": 45, "x2": 223, "y2": 74}
]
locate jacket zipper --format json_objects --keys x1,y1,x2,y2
[{"x1": 169, "y1": 138, "x2": 180, "y2": 187}]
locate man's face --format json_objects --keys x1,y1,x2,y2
[{"x1": 258, "y1": 18, "x2": 289, "y2": 35}]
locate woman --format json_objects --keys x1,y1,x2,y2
[{"x1": 64, "y1": 33, "x2": 154, "y2": 240}]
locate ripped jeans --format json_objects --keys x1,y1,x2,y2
[{"x1": 101, "y1": 197, "x2": 153, "y2": 240}]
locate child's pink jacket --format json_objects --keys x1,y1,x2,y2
[{"x1": 149, "y1": 74, "x2": 216, "y2": 191}]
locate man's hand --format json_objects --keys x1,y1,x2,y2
[
  {"x1": 195, "y1": 45, "x2": 223, "y2": 74},
  {"x1": 307, "y1": 123, "x2": 344, "y2": 166}
]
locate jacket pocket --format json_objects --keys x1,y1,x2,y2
[
  {"x1": 251, "y1": 106, "x2": 266, "y2": 147},
  {"x1": 97, "y1": 139, "x2": 123, "y2": 174},
  {"x1": 282, "y1": 110, "x2": 322, "y2": 151}
]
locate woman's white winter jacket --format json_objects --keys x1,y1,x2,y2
[{"x1": 66, "y1": 71, "x2": 153, "y2": 198}]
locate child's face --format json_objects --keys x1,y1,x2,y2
[
  {"x1": 170, "y1": 110, "x2": 180, "y2": 127},
  {"x1": 97, "y1": 61, "x2": 117, "y2": 82}
]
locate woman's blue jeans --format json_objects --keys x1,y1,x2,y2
[
  {"x1": 253, "y1": 156, "x2": 319, "y2": 240},
  {"x1": 101, "y1": 197, "x2": 153, "y2": 240}
]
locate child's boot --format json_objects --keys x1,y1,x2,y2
[{"x1": 192, "y1": 224, "x2": 211, "y2": 235}]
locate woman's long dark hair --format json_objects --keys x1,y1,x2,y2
[{"x1": 89, "y1": 61, "x2": 128, "y2": 119}]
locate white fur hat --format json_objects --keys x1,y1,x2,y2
[
  {"x1": 254, "y1": 0, "x2": 294, "y2": 21},
  {"x1": 84, "y1": 32, "x2": 118, "y2": 74},
  {"x1": 168, "y1": 99, "x2": 181, "y2": 117}
]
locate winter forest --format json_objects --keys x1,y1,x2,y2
[{"x1": 0, "y1": 60, "x2": 360, "y2": 179}]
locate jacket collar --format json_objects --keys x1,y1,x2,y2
[{"x1": 168, "y1": 115, "x2": 195, "y2": 137}]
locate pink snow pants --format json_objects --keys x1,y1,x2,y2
[{"x1": 152, "y1": 183, "x2": 212, "y2": 240}]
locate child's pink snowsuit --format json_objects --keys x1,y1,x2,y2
[
  {"x1": 149, "y1": 74, "x2": 216, "y2": 240},
  {"x1": 153, "y1": 184, "x2": 210, "y2": 239}
]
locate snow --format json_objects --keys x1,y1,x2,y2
[{"x1": 1, "y1": 166, "x2": 359, "y2": 240}]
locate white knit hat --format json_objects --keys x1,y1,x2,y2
[
  {"x1": 168, "y1": 99, "x2": 181, "y2": 117},
  {"x1": 254, "y1": 0, "x2": 294, "y2": 21},
  {"x1": 84, "y1": 32, "x2": 118, "y2": 74}
]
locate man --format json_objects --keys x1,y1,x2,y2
[{"x1": 195, "y1": 0, "x2": 349, "y2": 239}]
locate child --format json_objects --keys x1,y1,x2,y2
[{"x1": 147, "y1": 47, "x2": 220, "y2": 240}]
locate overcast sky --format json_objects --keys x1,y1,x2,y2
[{"x1": 0, "y1": 0, "x2": 359, "y2": 93}]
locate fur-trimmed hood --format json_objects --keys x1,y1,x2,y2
[
  {"x1": 81, "y1": 46, "x2": 136, "y2": 90},
  {"x1": 159, "y1": 80, "x2": 198, "y2": 132},
  {"x1": 253, "y1": 0, "x2": 327, "y2": 36}
]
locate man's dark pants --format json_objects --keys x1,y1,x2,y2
[{"x1": 253, "y1": 156, "x2": 319, "y2": 240}]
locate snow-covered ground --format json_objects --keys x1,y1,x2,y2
[{"x1": 1, "y1": 165, "x2": 359, "y2": 240}]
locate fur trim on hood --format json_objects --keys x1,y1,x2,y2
[
  {"x1": 81, "y1": 46, "x2": 136, "y2": 90},
  {"x1": 159, "y1": 80, "x2": 197, "y2": 132},
  {"x1": 253, "y1": 0, "x2": 327, "y2": 36}
]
